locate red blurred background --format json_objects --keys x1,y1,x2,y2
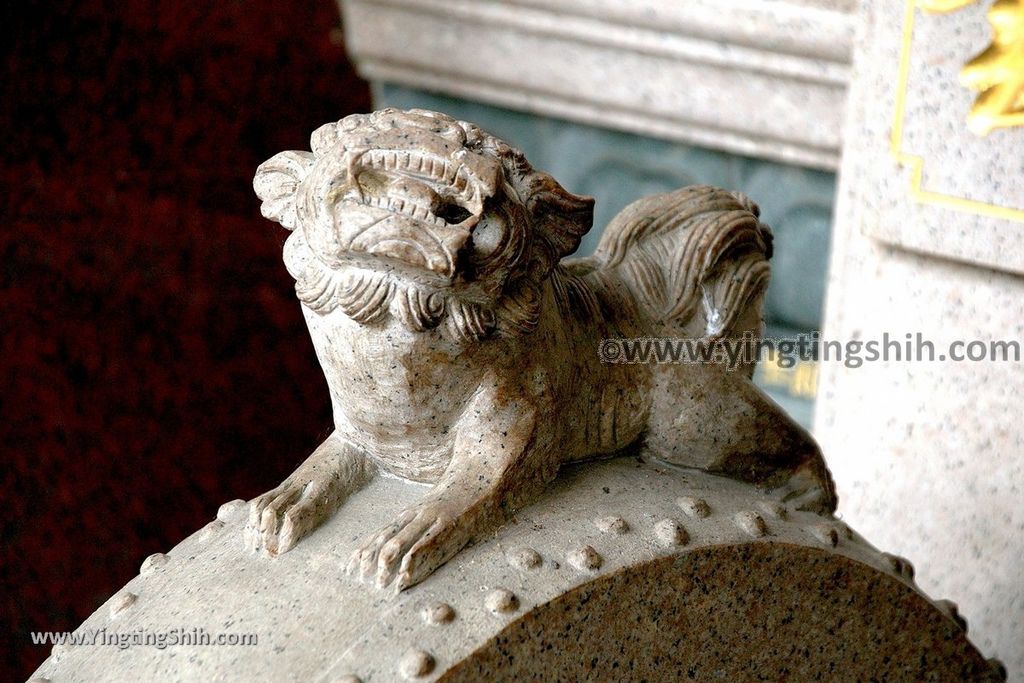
[{"x1": 2, "y1": 2, "x2": 370, "y2": 677}]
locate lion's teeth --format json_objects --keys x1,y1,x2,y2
[{"x1": 363, "y1": 149, "x2": 461, "y2": 187}]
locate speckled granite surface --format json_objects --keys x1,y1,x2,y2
[
  {"x1": 854, "y1": 0, "x2": 1024, "y2": 274},
  {"x1": 446, "y1": 545, "x2": 990, "y2": 682}
]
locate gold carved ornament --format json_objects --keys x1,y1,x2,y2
[{"x1": 919, "y1": 0, "x2": 1024, "y2": 135}]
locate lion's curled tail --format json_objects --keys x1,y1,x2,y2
[{"x1": 594, "y1": 185, "x2": 773, "y2": 358}]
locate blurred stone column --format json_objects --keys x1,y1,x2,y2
[{"x1": 816, "y1": 0, "x2": 1024, "y2": 676}]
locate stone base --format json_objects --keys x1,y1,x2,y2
[{"x1": 31, "y1": 453, "x2": 1002, "y2": 681}]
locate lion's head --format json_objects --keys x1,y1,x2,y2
[{"x1": 254, "y1": 108, "x2": 593, "y2": 341}]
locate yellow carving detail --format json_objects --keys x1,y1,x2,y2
[
  {"x1": 960, "y1": 0, "x2": 1024, "y2": 135},
  {"x1": 891, "y1": 0, "x2": 1024, "y2": 222},
  {"x1": 920, "y1": 0, "x2": 1024, "y2": 135}
]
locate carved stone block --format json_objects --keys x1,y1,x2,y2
[
  {"x1": 28, "y1": 457, "x2": 1002, "y2": 681},
  {"x1": 29, "y1": 109, "x2": 1004, "y2": 681}
]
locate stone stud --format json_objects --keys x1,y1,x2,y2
[
  {"x1": 734, "y1": 511, "x2": 768, "y2": 537},
  {"x1": 333, "y1": 676, "x2": 362, "y2": 683},
  {"x1": 936, "y1": 599, "x2": 968, "y2": 632},
  {"x1": 883, "y1": 553, "x2": 915, "y2": 580},
  {"x1": 568, "y1": 545, "x2": 603, "y2": 572},
  {"x1": 485, "y1": 588, "x2": 520, "y2": 614},
  {"x1": 109, "y1": 591, "x2": 138, "y2": 618},
  {"x1": 399, "y1": 649, "x2": 435, "y2": 679},
  {"x1": 676, "y1": 496, "x2": 711, "y2": 518},
  {"x1": 901, "y1": 559, "x2": 915, "y2": 580},
  {"x1": 987, "y1": 658, "x2": 1007, "y2": 680},
  {"x1": 654, "y1": 519, "x2": 689, "y2": 547},
  {"x1": 421, "y1": 602, "x2": 456, "y2": 624},
  {"x1": 507, "y1": 547, "x2": 542, "y2": 570},
  {"x1": 199, "y1": 519, "x2": 225, "y2": 541},
  {"x1": 140, "y1": 552, "x2": 169, "y2": 576},
  {"x1": 217, "y1": 499, "x2": 248, "y2": 523}
]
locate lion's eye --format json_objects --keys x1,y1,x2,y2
[{"x1": 471, "y1": 215, "x2": 504, "y2": 260}]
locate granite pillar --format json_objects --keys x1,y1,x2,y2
[{"x1": 816, "y1": 0, "x2": 1024, "y2": 676}]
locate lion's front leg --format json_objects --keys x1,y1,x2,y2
[
  {"x1": 247, "y1": 432, "x2": 376, "y2": 555},
  {"x1": 348, "y1": 387, "x2": 543, "y2": 591}
]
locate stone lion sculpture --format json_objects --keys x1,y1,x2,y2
[{"x1": 248, "y1": 108, "x2": 836, "y2": 591}]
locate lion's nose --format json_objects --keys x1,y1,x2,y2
[{"x1": 335, "y1": 208, "x2": 472, "y2": 279}]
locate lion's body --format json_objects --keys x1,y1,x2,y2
[
  {"x1": 308, "y1": 264, "x2": 650, "y2": 484},
  {"x1": 248, "y1": 109, "x2": 836, "y2": 591}
]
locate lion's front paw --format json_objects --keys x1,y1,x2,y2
[
  {"x1": 246, "y1": 439, "x2": 373, "y2": 556},
  {"x1": 347, "y1": 499, "x2": 468, "y2": 591},
  {"x1": 247, "y1": 476, "x2": 337, "y2": 555}
]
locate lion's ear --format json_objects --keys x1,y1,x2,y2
[
  {"x1": 253, "y1": 151, "x2": 314, "y2": 230},
  {"x1": 524, "y1": 171, "x2": 594, "y2": 261}
]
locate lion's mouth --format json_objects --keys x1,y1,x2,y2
[
  {"x1": 346, "y1": 148, "x2": 486, "y2": 226},
  {"x1": 354, "y1": 193, "x2": 448, "y2": 229},
  {"x1": 323, "y1": 145, "x2": 499, "y2": 277}
]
